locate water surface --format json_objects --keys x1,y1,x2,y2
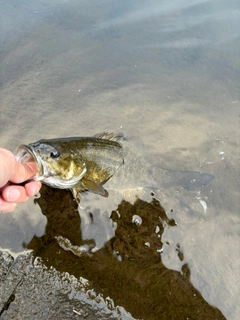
[{"x1": 0, "y1": 0, "x2": 239, "y2": 319}]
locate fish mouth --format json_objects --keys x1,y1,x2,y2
[{"x1": 16, "y1": 145, "x2": 43, "y2": 178}]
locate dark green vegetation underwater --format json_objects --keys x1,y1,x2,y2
[{"x1": 23, "y1": 185, "x2": 225, "y2": 320}]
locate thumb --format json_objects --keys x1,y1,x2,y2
[{"x1": 10, "y1": 162, "x2": 38, "y2": 184}]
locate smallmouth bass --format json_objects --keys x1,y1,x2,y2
[
  {"x1": 16, "y1": 132, "x2": 214, "y2": 205},
  {"x1": 16, "y1": 133, "x2": 124, "y2": 203}
]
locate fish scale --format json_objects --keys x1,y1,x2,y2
[
  {"x1": 16, "y1": 133, "x2": 124, "y2": 203},
  {"x1": 16, "y1": 133, "x2": 214, "y2": 205}
]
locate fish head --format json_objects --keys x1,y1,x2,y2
[{"x1": 16, "y1": 142, "x2": 87, "y2": 189}]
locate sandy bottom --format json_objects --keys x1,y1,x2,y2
[{"x1": 0, "y1": 0, "x2": 239, "y2": 319}]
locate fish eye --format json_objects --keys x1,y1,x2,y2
[{"x1": 50, "y1": 150, "x2": 60, "y2": 158}]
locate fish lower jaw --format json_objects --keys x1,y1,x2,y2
[{"x1": 40, "y1": 176, "x2": 79, "y2": 189}]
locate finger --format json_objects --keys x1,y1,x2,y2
[
  {"x1": 2, "y1": 185, "x2": 30, "y2": 203},
  {"x1": 0, "y1": 196, "x2": 17, "y2": 213},
  {"x1": 24, "y1": 181, "x2": 42, "y2": 197},
  {"x1": 0, "y1": 149, "x2": 17, "y2": 186},
  {"x1": 10, "y1": 162, "x2": 38, "y2": 184}
]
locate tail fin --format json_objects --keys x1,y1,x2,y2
[
  {"x1": 173, "y1": 171, "x2": 214, "y2": 190},
  {"x1": 156, "y1": 168, "x2": 214, "y2": 190}
]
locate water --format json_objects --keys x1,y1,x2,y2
[{"x1": 0, "y1": 0, "x2": 239, "y2": 319}]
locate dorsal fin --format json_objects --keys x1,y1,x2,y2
[{"x1": 93, "y1": 132, "x2": 125, "y2": 142}]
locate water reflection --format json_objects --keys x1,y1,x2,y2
[
  {"x1": 0, "y1": 0, "x2": 239, "y2": 318},
  {"x1": 25, "y1": 185, "x2": 226, "y2": 319}
]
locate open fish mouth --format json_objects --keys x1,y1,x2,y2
[{"x1": 16, "y1": 144, "x2": 43, "y2": 178}]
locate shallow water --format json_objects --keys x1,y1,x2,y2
[{"x1": 0, "y1": 0, "x2": 239, "y2": 319}]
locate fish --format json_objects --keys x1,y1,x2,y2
[
  {"x1": 16, "y1": 133, "x2": 214, "y2": 205},
  {"x1": 16, "y1": 133, "x2": 124, "y2": 203},
  {"x1": 102, "y1": 135, "x2": 214, "y2": 204}
]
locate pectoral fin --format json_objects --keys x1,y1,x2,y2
[
  {"x1": 81, "y1": 177, "x2": 109, "y2": 197},
  {"x1": 71, "y1": 178, "x2": 109, "y2": 204}
]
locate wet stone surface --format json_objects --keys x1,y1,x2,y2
[
  {"x1": 0, "y1": 251, "x2": 133, "y2": 319},
  {"x1": 0, "y1": 185, "x2": 226, "y2": 319}
]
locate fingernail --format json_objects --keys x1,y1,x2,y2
[
  {"x1": 6, "y1": 188, "x2": 21, "y2": 201},
  {"x1": 33, "y1": 183, "x2": 41, "y2": 195}
]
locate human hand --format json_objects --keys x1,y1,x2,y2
[{"x1": 0, "y1": 148, "x2": 42, "y2": 213}]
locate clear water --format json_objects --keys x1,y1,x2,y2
[{"x1": 0, "y1": 0, "x2": 239, "y2": 319}]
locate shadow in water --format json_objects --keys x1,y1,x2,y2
[{"x1": 27, "y1": 185, "x2": 225, "y2": 320}]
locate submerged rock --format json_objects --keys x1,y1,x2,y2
[{"x1": 4, "y1": 185, "x2": 224, "y2": 320}]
